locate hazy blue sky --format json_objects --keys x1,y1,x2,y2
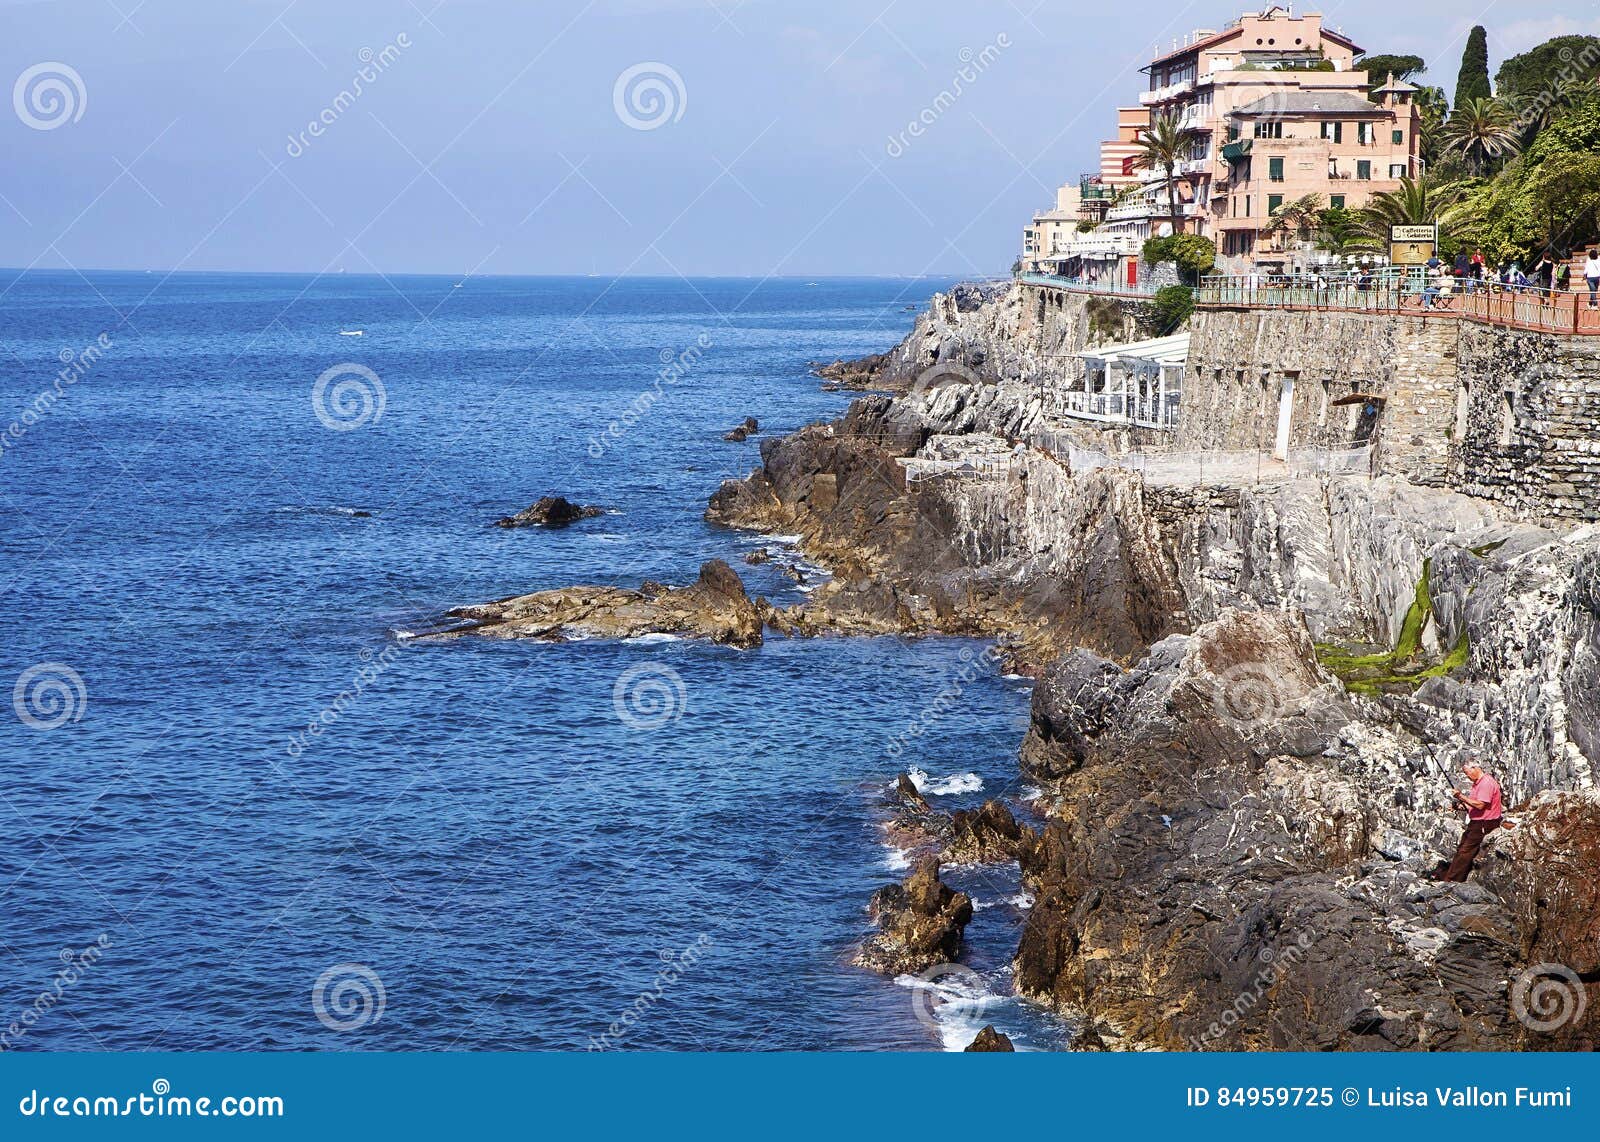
[{"x1": 1, "y1": 0, "x2": 1595, "y2": 277}]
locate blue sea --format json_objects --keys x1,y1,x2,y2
[{"x1": 0, "y1": 272, "x2": 1067, "y2": 1051}]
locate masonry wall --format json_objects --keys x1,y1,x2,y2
[
  {"x1": 1453, "y1": 324, "x2": 1600, "y2": 523},
  {"x1": 1179, "y1": 309, "x2": 1458, "y2": 484},
  {"x1": 1182, "y1": 306, "x2": 1600, "y2": 523}
]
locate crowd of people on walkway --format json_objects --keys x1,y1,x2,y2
[{"x1": 1421, "y1": 247, "x2": 1600, "y2": 309}]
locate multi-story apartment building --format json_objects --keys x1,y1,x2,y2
[{"x1": 1026, "y1": 6, "x2": 1423, "y2": 279}]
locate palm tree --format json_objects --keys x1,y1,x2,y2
[
  {"x1": 1135, "y1": 114, "x2": 1201, "y2": 234},
  {"x1": 1506, "y1": 77, "x2": 1593, "y2": 145},
  {"x1": 1440, "y1": 96, "x2": 1523, "y2": 176},
  {"x1": 1354, "y1": 175, "x2": 1465, "y2": 246}
]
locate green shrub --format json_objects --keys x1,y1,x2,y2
[{"x1": 1151, "y1": 285, "x2": 1195, "y2": 334}]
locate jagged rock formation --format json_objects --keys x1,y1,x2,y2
[
  {"x1": 718, "y1": 283, "x2": 1600, "y2": 1050},
  {"x1": 964, "y1": 1026, "x2": 1016, "y2": 1052},
  {"x1": 856, "y1": 858, "x2": 974, "y2": 976},
  {"x1": 455, "y1": 281, "x2": 1599, "y2": 1050}
]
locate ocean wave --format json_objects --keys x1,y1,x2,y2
[
  {"x1": 973, "y1": 890, "x2": 1035, "y2": 912},
  {"x1": 906, "y1": 766, "x2": 983, "y2": 797},
  {"x1": 624, "y1": 633, "x2": 682, "y2": 645},
  {"x1": 894, "y1": 967, "x2": 1006, "y2": 1052},
  {"x1": 881, "y1": 845, "x2": 913, "y2": 873}
]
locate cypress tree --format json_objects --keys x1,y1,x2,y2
[{"x1": 1455, "y1": 26, "x2": 1491, "y2": 106}]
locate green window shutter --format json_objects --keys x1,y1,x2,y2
[
  {"x1": 1330, "y1": 195, "x2": 1345, "y2": 210},
  {"x1": 1268, "y1": 194, "x2": 1283, "y2": 214},
  {"x1": 1269, "y1": 157, "x2": 1284, "y2": 181},
  {"x1": 1357, "y1": 160, "x2": 1371, "y2": 180},
  {"x1": 1392, "y1": 129, "x2": 1404, "y2": 145}
]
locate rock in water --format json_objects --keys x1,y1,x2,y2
[
  {"x1": 722, "y1": 417, "x2": 761, "y2": 442},
  {"x1": 964, "y1": 1025, "x2": 1015, "y2": 1052},
  {"x1": 495, "y1": 496, "x2": 605, "y2": 529},
  {"x1": 446, "y1": 559, "x2": 766, "y2": 649},
  {"x1": 943, "y1": 800, "x2": 1031, "y2": 865},
  {"x1": 855, "y1": 857, "x2": 973, "y2": 975}
]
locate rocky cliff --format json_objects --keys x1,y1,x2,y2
[{"x1": 712, "y1": 283, "x2": 1600, "y2": 1051}]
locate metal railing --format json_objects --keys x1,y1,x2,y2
[
  {"x1": 1059, "y1": 388, "x2": 1181, "y2": 431},
  {"x1": 1020, "y1": 273, "x2": 1158, "y2": 298},
  {"x1": 1198, "y1": 272, "x2": 1600, "y2": 335}
]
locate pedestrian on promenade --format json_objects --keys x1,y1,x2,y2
[{"x1": 1585, "y1": 249, "x2": 1600, "y2": 308}]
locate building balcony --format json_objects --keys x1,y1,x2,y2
[{"x1": 1139, "y1": 78, "x2": 1197, "y2": 105}]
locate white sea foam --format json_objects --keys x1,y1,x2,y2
[
  {"x1": 906, "y1": 766, "x2": 983, "y2": 797},
  {"x1": 625, "y1": 633, "x2": 681, "y2": 645},
  {"x1": 894, "y1": 968, "x2": 1005, "y2": 1052},
  {"x1": 881, "y1": 845, "x2": 913, "y2": 873},
  {"x1": 973, "y1": 890, "x2": 1035, "y2": 912},
  {"x1": 1020, "y1": 785, "x2": 1043, "y2": 803},
  {"x1": 338, "y1": 330, "x2": 364, "y2": 336}
]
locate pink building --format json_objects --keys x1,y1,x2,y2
[{"x1": 1033, "y1": 7, "x2": 1424, "y2": 278}]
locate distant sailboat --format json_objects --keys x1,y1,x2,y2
[{"x1": 339, "y1": 330, "x2": 364, "y2": 337}]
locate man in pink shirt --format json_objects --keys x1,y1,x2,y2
[{"x1": 1438, "y1": 757, "x2": 1504, "y2": 882}]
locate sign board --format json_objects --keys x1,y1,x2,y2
[{"x1": 1390, "y1": 224, "x2": 1439, "y2": 266}]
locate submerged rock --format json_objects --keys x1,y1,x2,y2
[
  {"x1": 856, "y1": 858, "x2": 973, "y2": 976},
  {"x1": 495, "y1": 496, "x2": 604, "y2": 529},
  {"x1": 446, "y1": 559, "x2": 766, "y2": 648}
]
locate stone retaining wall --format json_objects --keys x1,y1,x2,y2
[{"x1": 1184, "y1": 307, "x2": 1600, "y2": 524}]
